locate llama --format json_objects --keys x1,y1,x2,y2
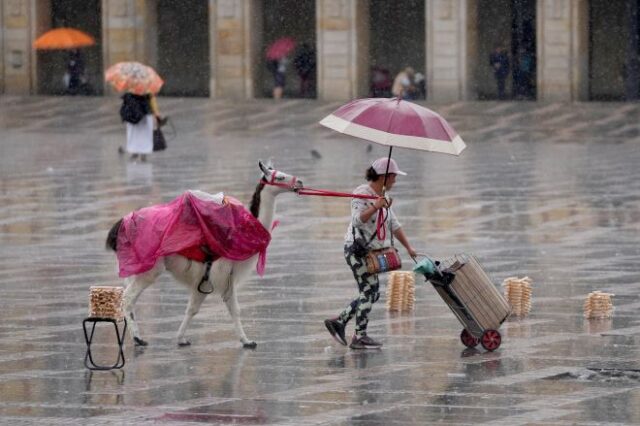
[{"x1": 105, "y1": 161, "x2": 303, "y2": 348}]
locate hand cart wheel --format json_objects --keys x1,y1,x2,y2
[
  {"x1": 460, "y1": 329, "x2": 479, "y2": 348},
  {"x1": 480, "y1": 329, "x2": 501, "y2": 351}
]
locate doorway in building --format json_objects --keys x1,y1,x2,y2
[
  {"x1": 37, "y1": 0, "x2": 102, "y2": 95},
  {"x1": 369, "y1": 0, "x2": 425, "y2": 99},
  {"x1": 260, "y1": 0, "x2": 316, "y2": 99},
  {"x1": 157, "y1": 0, "x2": 209, "y2": 97},
  {"x1": 589, "y1": 0, "x2": 639, "y2": 100},
  {"x1": 476, "y1": 0, "x2": 536, "y2": 100}
]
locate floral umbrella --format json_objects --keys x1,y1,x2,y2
[{"x1": 105, "y1": 61, "x2": 164, "y2": 95}]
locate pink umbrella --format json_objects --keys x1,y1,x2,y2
[
  {"x1": 319, "y1": 97, "x2": 466, "y2": 190},
  {"x1": 319, "y1": 97, "x2": 466, "y2": 155},
  {"x1": 266, "y1": 37, "x2": 296, "y2": 60}
]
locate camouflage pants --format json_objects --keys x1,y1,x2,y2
[{"x1": 338, "y1": 248, "x2": 380, "y2": 337}]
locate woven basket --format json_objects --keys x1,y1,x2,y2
[
  {"x1": 386, "y1": 271, "x2": 415, "y2": 312},
  {"x1": 88, "y1": 286, "x2": 124, "y2": 321}
]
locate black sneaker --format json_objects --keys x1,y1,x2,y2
[
  {"x1": 324, "y1": 318, "x2": 347, "y2": 346},
  {"x1": 350, "y1": 334, "x2": 383, "y2": 350}
]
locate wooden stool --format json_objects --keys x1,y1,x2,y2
[{"x1": 83, "y1": 286, "x2": 126, "y2": 370}]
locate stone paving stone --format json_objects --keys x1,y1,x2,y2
[{"x1": 0, "y1": 96, "x2": 640, "y2": 424}]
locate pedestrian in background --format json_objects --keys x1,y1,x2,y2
[
  {"x1": 65, "y1": 49, "x2": 85, "y2": 95},
  {"x1": 293, "y1": 43, "x2": 316, "y2": 98},
  {"x1": 392, "y1": 67, "x2": 417, "y2": 100},
  {"x1": 119, "y1": 93, "x2": 154, "y2": 162},
  {"x1": 268, "y1": 57, "x2": 288, "y2": 99},
  {"x1": 489, "y1": 43, "x2": 510, "y2": 100},
  {"x1": 325, "y1": 158, "x2": 417, "y2": 350},
  {"x1": 513, "y1": 46, "x2": 534, "y2": 99}
]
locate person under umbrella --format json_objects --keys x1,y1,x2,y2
[
  {"x1": 266, "y1": 37, "x2": 295, "y2": 99},
  {"x1": 66, "y1": 49, "x2": 85, "y2": 95},
  {"x1": 319, "y1": 97, "x2": 467, "y2": 349},
  {"x1": 106, "y1": 62, "x2": 165, "y2": 161},
  {"x1": 325, "y1": 158, "x2": 417, "y2": 350}
]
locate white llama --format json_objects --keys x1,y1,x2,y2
[{"x1": 105, "y1": 161, "x2": 303, "y2": 348}]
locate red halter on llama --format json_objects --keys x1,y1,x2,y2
[{"x1": 106, "y1": 161, "x2": 303, "y2": 348}]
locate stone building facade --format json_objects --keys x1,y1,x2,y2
[{"x1": 0, "y1": 0, "x2": 638, "y2": 101}]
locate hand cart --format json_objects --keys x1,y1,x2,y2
[{"x1": 415, "y1": 253, "x2": 511, "y2": 351}]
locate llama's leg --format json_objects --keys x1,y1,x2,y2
[
  {"x1": 122, "y1": 272, "x2": 158, "y2": 346},
  {"x1": 176, "y1": 289, "x2": 207, "y2": 347},
  {"x1": 224, "y1": 283, "x2": 256, "y2": 349}
]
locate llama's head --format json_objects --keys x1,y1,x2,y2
[{"x1": 258, "y1": 160, "x2": 303, "y2": 193}]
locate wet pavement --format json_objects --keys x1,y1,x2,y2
[{"x1": 0, "y1": 95, "x2": 640, "y2": 425}]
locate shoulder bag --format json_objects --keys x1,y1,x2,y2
[{"x1": 348, "y1": 209, "x2": 402, "y2": 274}]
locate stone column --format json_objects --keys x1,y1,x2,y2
[
  {"x1": 102, "y1": 0, "x2": 157, "y2": 93},
  {"x1": 537, "y1": 0, "x2": 589, "y2": 101},
  {"x1": 426, "y1": 0, "x2": 474, "y2": 101},
  {"x1": 316, "y1": 0, "x2": 369, "y2": 100},
  {"x1": 209, "y1": 0, "x2": 257, "y2": 99},
  {"x1": 1, "y1": 0, "x2": 37, "y2": 94},
  {"x1": 0, "y1": 3, "x2": 4, "y2": 93}
]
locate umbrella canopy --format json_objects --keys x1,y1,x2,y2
[
  {"x1": 266, "y1": 37, "x2": 296, "y2": 61},
  {"x1": 105, "y1": 61, "x2": 164, "y2": 95},
  {"x1": 319, "y1": 97, "x2": 466, "y2": 156},
  {"x1": 33, "y1": 27, "x2": 95, "y2": 50}
]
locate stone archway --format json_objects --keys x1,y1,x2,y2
[
  {"x1": 475, "y1": 0, "x2": 536, "y2": 100},
  {"x1": 589, "y1": 0, "x2": 639, "y2": 100},
  {"x1": 258, "y1": 0, "x2": 316, "y2": 99},
  {"x1": 368, "y1": 0, "x2": 426, "y2": 99},
  {"x1": 36, "y1": 0, "x2": 103, "y2": 95},
  {"x1": 156, "y1": 0, "x2": 210, "y2": 97}
]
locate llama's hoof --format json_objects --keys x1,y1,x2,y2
[
  {"x1": 243, "y1": 341, "x2": 257, "y2": 349},
  {"x1": 133, "y1": 337, "x2": 148, "y2": 346},
  {"x1": 178, "y1": 340, "x2": 191, "y2": 347}
]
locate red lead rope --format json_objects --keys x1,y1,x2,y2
[{"x1": 263, "y1": 178, "x2": 387, "y2": 240}]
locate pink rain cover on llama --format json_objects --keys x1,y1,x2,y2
[{"x1": 116, "y1": 191, "x2": 271, "y2": 277}]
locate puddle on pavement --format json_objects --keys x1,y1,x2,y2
[{"x1": 547, "y1": 368, "x2": 640, "y2": 384}]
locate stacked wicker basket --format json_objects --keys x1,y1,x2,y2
[
  {"x1": 88, "y1": 286, "x2": 124, "y2": 321},
  {"x1": 583, "y1": 291, "x2": 614, "y2": 319},
  {"x1": 502, "y1": 276, "x2": 532, "y2": 317},
  {"x1": 386, "y1": 271, "x2": 415, "y2": 312}
]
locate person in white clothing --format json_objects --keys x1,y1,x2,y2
[{"x1": 120, "y1": 93, "x2": 154, "y2": 162}]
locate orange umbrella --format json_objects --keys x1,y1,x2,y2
[
  {"x1": 33, "y1": 27, "x2": 95, "y2": 50},
  {"x1": 105, "y1": 61, "x2": 164, "y2": 95}
]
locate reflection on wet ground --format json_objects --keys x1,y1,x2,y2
[{"x1": 0, "y1": 96, "x2": 639, "y2": 424}]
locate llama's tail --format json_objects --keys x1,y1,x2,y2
[{"x1": 106, "y1": 218, "x2": 123, "y2": 251}]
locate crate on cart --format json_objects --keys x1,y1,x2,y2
[{"x1": 416, "y1": 254, "x2": 510, "y2": 351}]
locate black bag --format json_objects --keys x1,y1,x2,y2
[
  {"x1": 347, "y1": 226, "x2": 376, "y2": 258},
  {"x1": 348, "y1": 237, "x2": 369, "y2": 258},
  {"x1": 153, "y1": 129, "x2": 166, "y2": 151},
  {"x1": 120, "y1": 94, "x2": 147, "y2": 124}
]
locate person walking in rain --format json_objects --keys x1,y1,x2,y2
[
  {"x1": 119, "y1": 93, "x2": 155, "y2": 162},
  {"x1": 489, "y1": 43, "x2": 510, "y2": 100},
  {"x1": 325, "y1": 158, "x2": 417, "y2": 349},
  {"x1": 293, "y1": 43, "x2": 316, "y2": 98},
  {"x1": 65, "y1": 49, "x2": 85, "y2": 95},
  {"x1": 268, "y1": 57, "x2": 288, "y2": 100}
]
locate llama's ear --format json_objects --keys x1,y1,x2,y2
[
  {"x1": 266, "y1": 157, "x2": 274, "y2": 169},
  {"x1": 258, "y1": 160, "x2": 269, "y2": 175}
]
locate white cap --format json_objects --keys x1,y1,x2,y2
[{"x1": 371, "y1": 157, "x2": 407, "y2": 176}]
